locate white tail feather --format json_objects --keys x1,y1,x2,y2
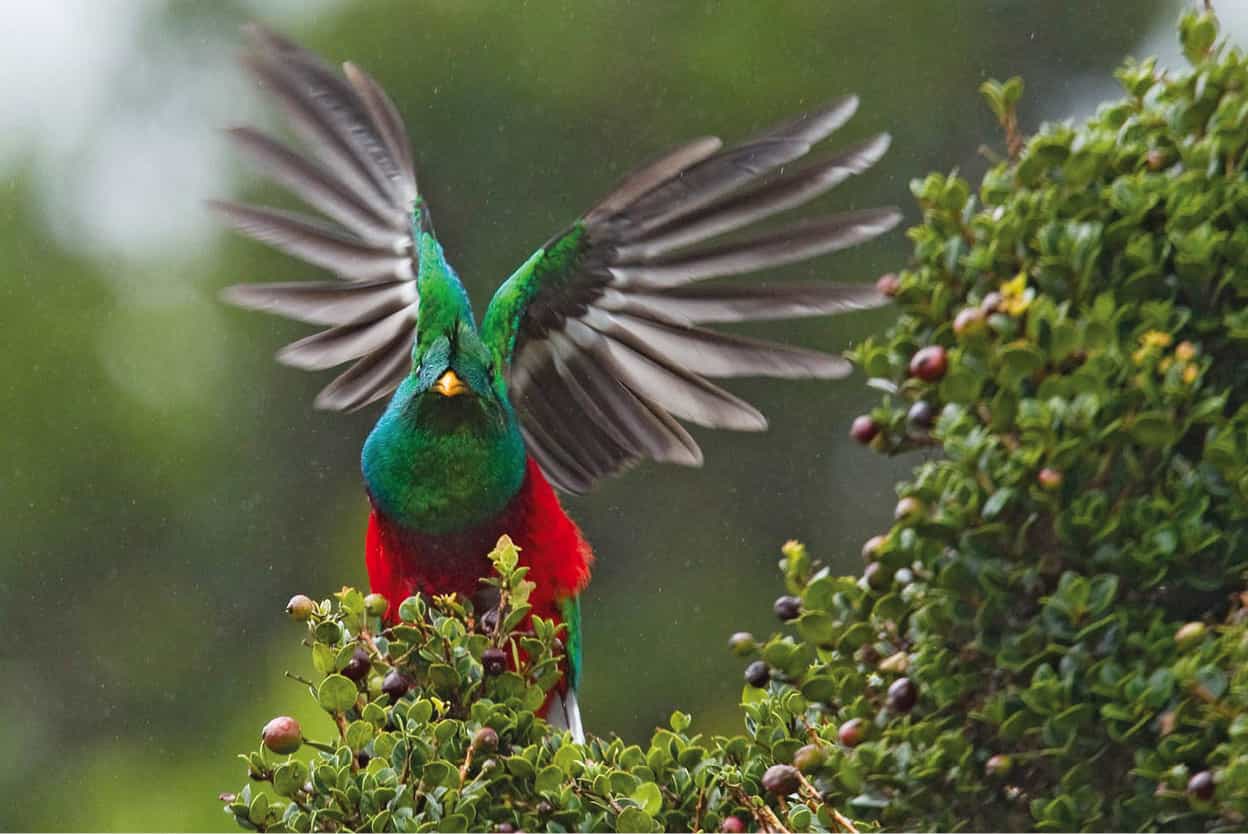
[{"x1": 547, "y1": 689, "x2": 585, "y2": 743}]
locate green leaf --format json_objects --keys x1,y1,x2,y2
[
  {"x1": 535, "y1": 764, "x2": 564, "y2": 794},
  {"x1": 317, "y1": 674, "x2": 359, "y2": 714},
  {"x1": 616, "y1": 807, "x2": 655, "y2": 833},
  {"x1": 631, "y1": 782, "x2": 663, "y2": 816},
  {"x1": 346, "y1": 720, "x2": 375, "y2": 752}
]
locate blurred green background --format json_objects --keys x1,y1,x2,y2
[{"x1": 2, "y1": 1, "x2": 1239, "y2": 829}]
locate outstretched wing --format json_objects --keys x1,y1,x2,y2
[
  {"x1": 482, "y1": 97, "x2": 899, "y2": 494},
  {"x1": 213, "y1": 24, "x2": 421, "y2": 411}
]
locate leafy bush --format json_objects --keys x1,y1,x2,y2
[{"x1": 223, "y1": 12, "x2": 1248, "y2": 832}]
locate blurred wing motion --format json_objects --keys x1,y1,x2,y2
[
  {"x1": 482, "y1": 97, "x2": 900, "y2": 493},
  {"x1": 212, "y1": 24, "x2": 421, "y2": 411}
]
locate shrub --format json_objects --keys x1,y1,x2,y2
[{"x1": 222, "y1": 11, "x2": 1248, "y2": 832}]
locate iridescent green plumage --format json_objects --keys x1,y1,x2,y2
[{"x1": 215, "y1": 23, "x2": 901, "y2": 742}]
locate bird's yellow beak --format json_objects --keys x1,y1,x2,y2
[{"x1": 433, "y1": 369, "x2": 468, "y2": 398}]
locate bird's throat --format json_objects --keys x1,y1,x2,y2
[{"x1": 361, "y1": 394, "x2": 527, "y2": 536}]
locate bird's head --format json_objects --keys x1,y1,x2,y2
[{"x1": 407, "y1": 317, "x2": 508, "y2": 428}]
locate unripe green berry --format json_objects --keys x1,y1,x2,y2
[
  {"x1": 364, "y1": 593, "x2": 389, "y2": 618},
  {"x1": 728, "y1": 631, "x2": 757, "y2": 657},
  {"x1": 792, "y1": 743, "x2": 826, "y2": 772},
  {"x1": 286, "y1": 594, "x2": 316, "y2": 621}
]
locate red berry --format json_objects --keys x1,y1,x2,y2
[
  {"x1": 482, "y1": 647, "x2": 508, "y2": 676},
  {"x1": 909, "y1": 346, "x2": 948, "y2": 381},
  {"x1": 850, "y1": 415, "x2": 881, "y2": 444},
  {"x1": 342, "y1": 647, "x2": 371, "y2": 682},
  {"x1": 838, "y1": 718, "x2": 867, "y2": 747},
  {"x1": 1188, "y1": 770, "x2": 1215, "y2": 800},
  {"x1": 382, "y1": 669, "x2": 410, "y2": 702},
  {"x1": 745, "y1": 661, "x2": 770, "y2": 688},
  {"x1": 761, "y1": 764, "x2": 801, "y2": 796},
  {"x1": 887, "y1": 677, "x2": 919, "y2": 713},
  {"x1": 720, "y1": 816, "x2": 747, "y2": 834},
  {"x1": 1037, "y1": 468, "x2": 1063, "y2": 490},
  {"x1": 876, "y1": 273, "x2": 901, "y2": 297},
  {"x1": 773, "y1": 595, "x2": 801, "y2": 622},
  {"x1": 261, "y1": 716, "x2": 302, "y2": 755}
]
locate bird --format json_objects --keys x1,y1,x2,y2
[{"x1": 213, "y1": 24, "x2": 899, "y2": 743}]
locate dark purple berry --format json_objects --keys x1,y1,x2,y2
[
  {"x1": 482, "y1": 647, "x2": 508, "y2": 676},
  {"x1": 761, "y1": 764, "x2": 801, "y2": 796},
  {"x1": 773, "y1": 595, "x2": 801, "y2": 622},
  {"x1": 1188, "y1": 770, "x2": 1215, "y2": 800},
  {"x1": 342, "y1": 647, "x2": 371, "y2": 682},
  {"x1": 907, "y1": 400, "x2": 937, "y2": 429},
  {"x1": 745, "y1": 660, "x2": 770, "y2": 688},
  {"x1": 356, "y1": 750, "x2": 371, "y2": 767},
  {"x1": 887, "y1": 677, "x2": 919, "y2": 713},
  {"x1": 381, "y1": 669, "x2": 411, "y2": 702}
]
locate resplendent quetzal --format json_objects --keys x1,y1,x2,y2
[{"x1": 215, "y1": 25, "x2": 899, "y2": 741}]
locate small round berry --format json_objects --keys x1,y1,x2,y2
[
  {"x1": 363, "y1": 593, "x2": 389, "y2": 618},
  {"x1": 980, "y1": 291, "x2": 1003, "y2": 313},
  {"x1": 887, "y1": 677, "x2": 919, "y2": 713},
  {"x1": 1175, "y1": 621, "x2": 1207, "y2": 649},
  {"x1": 744, "y1": 660, "x2": 770, "y2": 688},
  {"x1": 907, "y1": 400, "x2": 937, "y2": 430},
  {"x1": 876, "y1": 273, "x2": 901, "y2": 297},
  {"x1": 761, "y1": 764, "x2": 801, "y2": 796},
  {"x1": 341, "y1": 647, "x2": 371, "y2": 682},
  {"x1": 1037, "y1": 468, "x2": 1063, "y2": 490},
  {"x1": 895, "y1": 567, "x2": 915, "y2": 586},
  {"x1": 792, "y1": 743, "x2": 826, "y2": 773},
  {"x1": 728, "y1": 631, "x2": 757, "y2": 657},
  {"x1": 1187, "y1": 770, "x2": 1215, "y2": 800},
  {"x1": 850, "y1": 415, "x2": 881, "y2": 445},
  {"x1": 773, "y1": 595, "x2": 801, "y2": 622},
  {"x1": 356, "y1": 750, "x2": 371, "y2": 767},
  {"x1": 909, "y1": 346, "x2": 948, "y2": 381},
  {"x1": 861, "y1": 534, "x2": 887, "y2": 562},
  {"x1": 495, "y1": 824, "x2": 516, "y2": 834},
  {"x1": 261, "y1": 716, "x2": 302, "y2": 755},
  {"x1": 838, "y1": 718, "x2": 867, "y2": 747},
  {"x1": 953, "y1": 306, "x2": 986, "y2": 337},
  {"x1": 985, "y1": 754, "x2": 1013, "y2": 778},
  {"x1": 482, "y1": 647, "x2": 508, "y2": 676},
  {"x1": 720, "y1": 816, "x2": 747, "y2": 834},
  {"x1": 381, "y1": 669, "x2": 411, "y2": 702},
  {"x1": 863, "y1": 561, "x2": 887, "y2": 590},
  {"x1": 536, "y1": 800, "x2": 554, "y2": 816},
  {"x1": 1146, "y1": 148, "x2": 1167, "y2": 171},
  {"x1": 894, "y1": 496, "x2": 923, "y2": 522},
  {"x1": 472, "y1": 726, "x2": 500, "y2": 753},
  {"x1": 286, "y1": 594, "x2": 317, "y2": 621}
]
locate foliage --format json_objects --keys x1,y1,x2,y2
[
  {"x1": 221, "y1": 538, "x2": 863, "y2": 833},
  {"x1": 222, "y1": 12, "x2": 1248, "y2": 833},
  {"x1": 841, "y1": 9, "x2": 1248, "y2": 831}
]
